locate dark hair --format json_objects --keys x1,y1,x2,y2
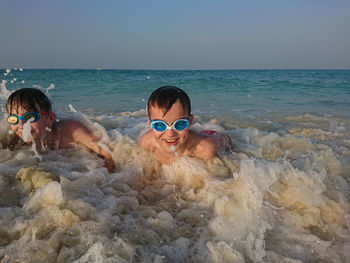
[
  {"x1": 147, "y1": 86, "x2": 191, "y2": 116},
  {"x1": 6, "y1": 88, "x2": 52, "y2": 113}
]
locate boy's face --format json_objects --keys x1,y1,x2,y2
[
  {"x1": 148, "y1": 99, "x2": 193, "y2": 154},
  {"x1": 8, "y1": 105, "x2": 55, "y2": 143}
]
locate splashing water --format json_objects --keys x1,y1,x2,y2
[
  {"x1": 21, "y1": 118, "x2": 41, "y2": 160},
  {"x1": 22, "y1": 118, "x2": 34, "y2": 143},
  {"x1": 45, "y1": 83, "x2": 55, "y2": 94},
  {"x1": 93, "y1": 122, "x2": 111, "y2": 144},
  {"x1": 93, "y1": 122, "x2": 113, "y2": 155},
  {"x1": 0, "y1": 80, "x2": 11, "y2": 100},
  {"x1": 69, "y1": 104, "x2": 78, "y2": 112},
  {"x1": 0, "y1": 111, "x2": 348, "y2": 263},
  {"x1": 0, "y1": 70, "x2": 349, "y2": 262},
  {"x1": 3, "y1": 68, "x2": 11, "y2": 76}
]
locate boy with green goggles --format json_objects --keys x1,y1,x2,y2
[{"x1": 6, "y1": 88, "x2": 115, "y2": 173}]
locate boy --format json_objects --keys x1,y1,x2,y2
[
  {"x1": 6, "y1": 88, "x2": 115, "y2": 172},
  {"x1": 139, "y1": 86, "x2": 231, "y2": 164}
]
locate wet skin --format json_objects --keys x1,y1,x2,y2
[{"x1": 140, "y1": 100, "x2": 219, "y2": 164}]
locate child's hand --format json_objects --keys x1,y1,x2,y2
[{"x1": 104, "y1": 157, "x2": 115, "y2": 173}]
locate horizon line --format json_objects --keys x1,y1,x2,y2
[{"x1": 1, "y1": 67, "x2": 350, "y2": 71}]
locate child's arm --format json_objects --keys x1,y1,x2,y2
[{"x1": 66, "y1": 120, "x2": 115, "y2": 173}]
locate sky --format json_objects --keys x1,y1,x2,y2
[{"x1": 1, "y1": 0, "x2": 350, "y2": 70}]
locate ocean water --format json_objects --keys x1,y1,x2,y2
[{"x1": 0, "y1": 68, "x2": 350, "y2": 262}]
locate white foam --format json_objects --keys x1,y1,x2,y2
[
  {"x1": 24, "y1": 181, "x2": 64, "y2": 212},
  {"x1": 0, "y1": 110, "x2": 348, "y2": 262},
  {"x1": 71, "y1": 242, "x2": 104, "y2": 263}
]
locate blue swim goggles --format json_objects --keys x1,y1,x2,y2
[
  {"x1": 7, "y1": 112, "x2": 50, "y2": 125},
  {"x1": 148, "y1": 116, "x2": 190, "y2": 132}
]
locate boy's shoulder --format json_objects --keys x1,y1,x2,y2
[
  {"x1": 139, "y1": 130, "x2": 155, "y2": 151},
  {"x1": 188, "y1": 130, "x2": 218, "y2": 159}
]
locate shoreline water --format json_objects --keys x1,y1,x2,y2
[{"x1": 0, "y1": 69, "x2": 349, "y2": 262}]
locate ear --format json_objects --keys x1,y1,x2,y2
[{"x1": 189, "y1": 114, "x2": 194, "y2": 127}]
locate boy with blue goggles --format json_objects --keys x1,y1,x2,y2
[{"x1": 139, "y1": 86, "x2": 231, "y2": 164}]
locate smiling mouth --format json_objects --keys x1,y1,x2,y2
[{"x1": 164, "y1": 138, "x2": 179, "y2": 146}]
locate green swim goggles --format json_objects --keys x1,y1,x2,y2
[
  {"x1": 148, "y1": 116, "x2": 190, "y2": 132},
  {"x1": 7, "y1": 112, "x2": 50, "y2": 125}
]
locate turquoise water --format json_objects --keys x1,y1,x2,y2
[
  {"x1": 2, "y1": 69, "x2": 350, "y2": 118},
  {"x1": 0, "y1": 68, "x2": 350, "y2": 262}
]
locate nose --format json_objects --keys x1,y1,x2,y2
[{"x1": 164, "y1": 128, "x2": 177, "y2": 136}]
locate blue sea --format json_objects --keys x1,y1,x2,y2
[
  {"x1": 0, "y1": 69, "x2": 350, "y2": 262},
  {"x1": 3, "y1": 69, "x2": 350, "y2": 117}
]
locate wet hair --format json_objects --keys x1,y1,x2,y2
[
  {"x1": 147, "y1": 86, "x2": 191, "y2": 116},
  {"x1": 6, "y1": 88, "x2": 52, "y2": 114}
]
